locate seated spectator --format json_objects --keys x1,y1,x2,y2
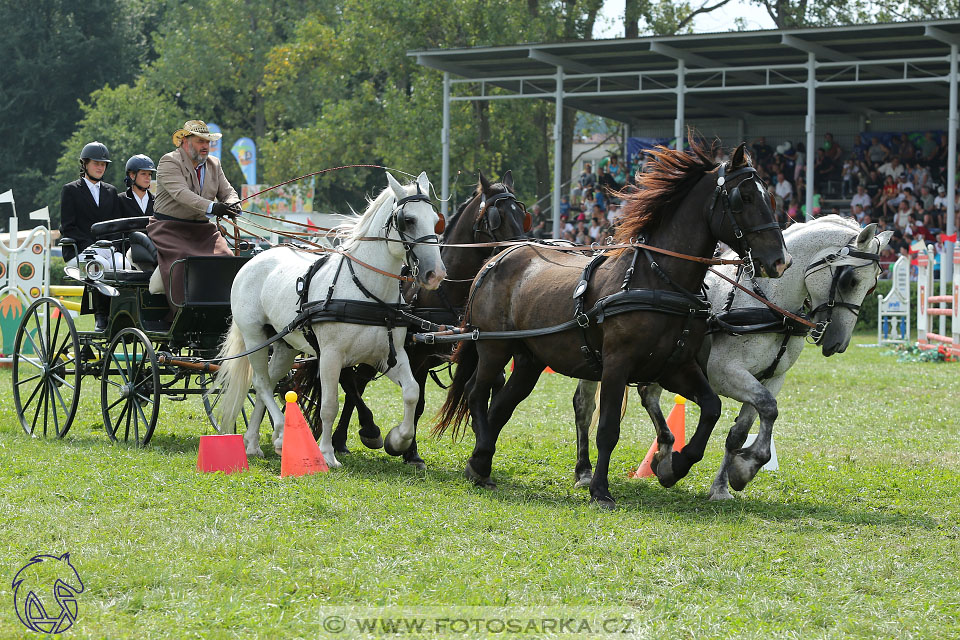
[
  {"x1": 878, "y1": 156, "x2": 904, "y2": 180},
  {"x1": 841, "y1": 155, "x2": 858, "y2": 197},
  {"x1": 851, "y1": 134, "x2": 868, "y2": 163},
  {"x1": 893, "y1": 200, "x2": 911, "y2": 230},
  {"x1": 878, "y1": 246, "x2": 896, "y2": 277},
  {"x1": 895, "y1": 133, "x2": 916, "y2": 164},
  {"x1": 864, "y1": 169, "x2": 882, "y2": 202},
  {"x1": 581, "y1": 189, "x2": 596, "y2": 214},
  {"x1": 606, "y1": 202, "x2": 622, "y2": 225},
  {"x1": 910, "y1": 161, "x2": 930, "y2": 191},
  {"x1": 823, "y1": 132, "x2": 843, "y2": 162},
  {"x1": 771, "y1": 171, "x2": 791, "y2": 204},
  {"x1": 918, "y1": 185, "x2": 935, "y2": 213},
  {"x1": 933, "y1": 184, "x2": 949, "y2": 213},
  {"x1": 752, "y1": 137, "x2": 773, "y2": 167},
  {"x1": 878, "y1": 175, "x2": 898, "y2": 216},
  {"x1": 867, "y1": 136, "x2": 889, "y2": 168},
  {"x1": 850, "y1": 184, "x2": 872, "y2": 214},
  {"x1": 919, "y1": 131, "x2": 939, "y2": 167},
  {"x1": 558, "y1": 196, "x2": 570, "y2": 218},
  {"x1": 814, "y1": 148, "x2": 834, "y2": 190},
  {"x1": 852, "y1": 203, "x2": 867, "y2": 224}
]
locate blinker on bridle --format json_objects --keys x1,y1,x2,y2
[
  {"x1": 712, "y1": 162, "x2": 781, "y2": 277},
  {"x1": 477, "y1": 191, "x2": 533, "y2": 238},
  {"x1": 389, "y1": 182, "x2": 444, "y2": 278}
]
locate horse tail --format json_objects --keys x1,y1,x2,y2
[
  {"x1": 290, "y1": 358, "x2": 323, "y2": 440},
  {"x1": 210, "y1": 320, "x2": 253, "y2": 429},
  {"x1": 432, "y1": 340, "x2": 479, "y2": 440}
]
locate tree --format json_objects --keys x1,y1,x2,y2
[{"x1": 0, "y1": 0, "x2": 147, "y2": 217}]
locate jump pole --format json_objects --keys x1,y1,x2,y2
[{"x1": 916, "y1": 243, "x2": 960, "y2": 358}]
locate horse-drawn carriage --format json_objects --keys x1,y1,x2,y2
[{"x1": 10, "y1": 215, "x2": 252, "y2": 446}]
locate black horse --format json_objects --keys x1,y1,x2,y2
[
  {"x1": 433, "y1": 140, "x2": 792, "y2": 508},
  {"x1": 295, "y1": 171, "x2": 531, "y2": 466}
]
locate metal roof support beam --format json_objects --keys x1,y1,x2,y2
[
  {"x1": 782, "y1": 33, "x2": 946, "y2": 99},
  {"x1": 529, "y1": 49, "x2": 594, "y2": 74},
  {"x1": 675, "y1": 59, "x2": 686, "y2": 150},
  {"x1": 415, "y1": 54, "x2": 480, "y2": 78},
  {"x1": 650, "y1": 41, "x2": 715, "y2": 69},
  {"x1": 925, "y1": 25, "x2": 960, "y2": 47},
  {"x1": 441, "y1": 72, "x2": 451, "y2": 218},
  {"x1": 805, "y1": 52, "x2": 816, "y2": 223},
  {"x1": 553, "y1": 66, "x2": 564, "y2": 239}
]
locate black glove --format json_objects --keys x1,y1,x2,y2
[{"x1": 212, "y1": 201, "x2": 241, "y2": 219}]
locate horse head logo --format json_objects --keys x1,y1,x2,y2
[{"x1": 12, "y1": 553, "x2": 85, "y2": 634}]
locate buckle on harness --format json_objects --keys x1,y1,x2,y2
[
  {"x1": 576, "y1": 312, "x2": 590, "y2": 328},
  {"x1": 422, "y1": 333, "x2": 435, "y2": 344}
]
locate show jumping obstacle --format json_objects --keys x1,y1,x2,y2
[
  {"x1": 877, "y1": 255, "x2": 910, "y2": 346},
  {"x1": 916, "y1": 243, "x2": 960, "y2": 358}
]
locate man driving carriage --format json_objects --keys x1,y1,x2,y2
[{"x1": 147, "y1": 119, "x2": 241, "y2": 308}]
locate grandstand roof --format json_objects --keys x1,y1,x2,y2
[{"x1": 410, "y1": 19, "x2": 960, "y2": 123}]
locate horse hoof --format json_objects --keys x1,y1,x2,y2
[
  {"x1": 727, "y1": 456, "x2": 755, "y2": 492},
  {"x1": 589, "y1": 495, "x2": 617, "y2": 510},
  {"x1": 574, "y1": 472, "x2": 593, "y2": 489},
  {"x1": 359, "y1": 434, "x2": 384, "y2": 450},
  {"x1": 654, "y1": 455, "x2": 678, "y2": 488},
  {"x1": 403, "y1": 453, "x2": 427, "y2": 470},
  {"x1": 246, "y1": 447, "x2": 265, "y2": 458},
  {"x1": 334, "y1": 445, "x2": 351, "y2": 455},
  {"x1": 464, "y1": 462, "x2": 496, "y2": 489},
  {"x1": 708, "y1": 488, "x2": 735, "y2": 501},
  {"x1": 405, "y1": 458, "x2": 427, "y2": 470}
]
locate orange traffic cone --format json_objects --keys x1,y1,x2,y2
[
  {"x1": 630, "y1": 395, "x2": 686, "y2": 478},
  {"x1": 197, "y1": 434, "x2": 249, "y2": 474},
  {"x1": 280, "y1": 391, "x2": 329, "y2": 477}
]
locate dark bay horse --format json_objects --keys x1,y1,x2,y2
[
  {"x1": 433, "y1": 141, "x2": 792, "y2": 508},
  {"x1": 296, "y1": 171, "x2": 531, "y2": 466}
]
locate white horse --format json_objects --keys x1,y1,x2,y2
[
  {"x1": 574, "y1": 216, "x2": 891, "y2": 499},
  {"x1": 211, "y1": 172, "x2": 446, "y2": 466}
]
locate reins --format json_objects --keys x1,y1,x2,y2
[{"x1": 708, "y1": 267, "x2": 816, "y2": 329}]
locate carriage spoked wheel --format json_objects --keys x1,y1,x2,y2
[
  {"x1": 100, "y1": 328, "x2": 160, "y2": 446},
  {"x1": 200, "y1": 375, "x2": 257, "y2": 435},
  {"x1": 11, "y1": 297, "x2": 82, "y2": 439}
]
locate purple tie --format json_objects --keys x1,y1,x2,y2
[{"x1": 195, "y1": 164, "x2": 202, "y2": 188}]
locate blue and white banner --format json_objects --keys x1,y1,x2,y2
[{"x1": 231, "y1": 137, "x2": 257, "y2": 186}]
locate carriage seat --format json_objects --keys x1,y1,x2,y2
[{"x1": 90, "y1": 216, "x2": 151, "y2": 240}]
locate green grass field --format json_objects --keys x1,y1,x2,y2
[{"x1": 1, "y1": 334, "x2": 958, "y2": 639}]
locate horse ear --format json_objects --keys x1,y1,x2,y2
[
  {"x1": 386, "y1": 172, "x2": 406, "y2": 201},
  {"x1": 416, "y1": 171, "x2": 431, "y2": 196},
  {"x1": 855, "y1": 222, "x2": 878, "y2": 248},
  {"x1": 478, "y1": 170, "x2": 493, "y2": 194},
  {"x1": 499, "y1": 169, "x2": 514, "y2": 192},
  {"x1": 731, "y1": 143, "x2": 747, "y2": 168},
  {"x1": 875, "y1": 229, "x2": 894, "y2": 251}
]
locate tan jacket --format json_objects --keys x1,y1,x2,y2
[{"x1": 154, "y1": 147, "x2": 239, "y2": 221}]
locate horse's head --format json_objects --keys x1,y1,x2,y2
[
  {"x1": 469, "y1": 170, "x2": 531, "y2": 242},
  {"x1": 385, "y1": 171, "x2": 446, "y2": 290},
  {"x1": 711, "y1": 143, "x2": 792, "y2": 278},
  {"x1": 805, "y1": 223, "x2": 892, "y2": 356}
]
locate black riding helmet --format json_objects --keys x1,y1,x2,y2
[
  {"x1": 80, "y1": 141, "x2": 111, "y2": 163},
  {"x1": 124, "y1": 154, "x2": 156, "y2": 187},
  {"x1": 79, "y1": 141, "x2": 111, "y2": 181}
]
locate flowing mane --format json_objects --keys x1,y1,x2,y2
[
  {"x1": 614, "y1": 137, "x2": 720, "y2": 243},
  {"x1": 338, "y1": 184, "x2": 399, "y2": 251}
]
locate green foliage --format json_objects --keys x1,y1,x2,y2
[{"x1": 0, "y1": 0, "x2": 151, "y2": 216}]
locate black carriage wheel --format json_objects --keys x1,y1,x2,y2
[
  {"x1": 12, "y1": 298, "x2": 82, "y2": 438},
  {"x1": 101, "y1": 328, "x2": 160, "y2": 446},
  {"x1": 200, "y1": 375, "x2": 256, "y2": 435}
]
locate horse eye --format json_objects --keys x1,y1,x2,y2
[{"x1": 404, "y1": 217, "x2": 414, "y2": 227}]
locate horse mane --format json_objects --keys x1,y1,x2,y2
[
  {"x1": 783, "y1": 214, "x2": 860, "y2": 243},
  {"x1": 338, "y1": 183, "x2": 401, "y2": 251},
  {"x1": 614, "y1": 138, "x2": 720, "y2": 243}
]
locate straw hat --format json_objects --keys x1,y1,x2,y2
[{"x1": 172, "y1": 120, "x2": 222, "y2": 147}]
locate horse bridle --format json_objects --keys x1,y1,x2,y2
[
  {"x1": 803, "y1": 237, "x2": 882, "y2": 344},
  {"x1": 476, "y1": 191, "x2": 533, "y2": 242},
  {"x1": 711, "y1": 163, "x2": 781, "y2": 277},
  {"x1": 387, "y1": 184, "x2": 444, "y2": 278}
]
